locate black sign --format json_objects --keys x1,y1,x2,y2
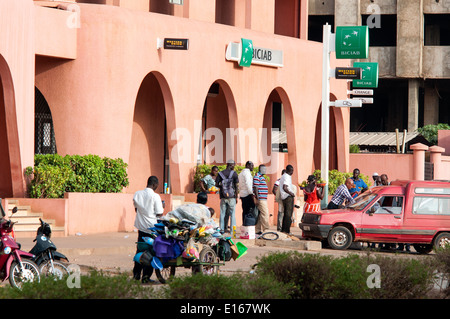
[
  {"x1": 164, "y1": 38, "x2": 189, "y2": 50},
  {"x1": 335, "y1": 67, "x2": 362, "y2": 79}
]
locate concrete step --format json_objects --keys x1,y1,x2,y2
[
  {"x1": 6, "y1": 199, "x2": 65, "y2": 238},
  {"x1": 10, "y1": 216, "x2": 56, "y2": 225}
]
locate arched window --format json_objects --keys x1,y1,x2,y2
[{"x1": 35, "y1": 87, "x2": 57, "y2": 154}]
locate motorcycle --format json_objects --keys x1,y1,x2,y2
[
  {"x1": 29, "y1": 218, "x2": 69, "y2": 279},
  {"x1": 0, "y1": 203, "x2": 40, "y2": 289}
]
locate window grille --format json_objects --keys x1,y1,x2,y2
[{"x1": 35, "y1": 87, "x2": 57, "y2": 154}]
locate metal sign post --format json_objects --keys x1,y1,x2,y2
[{"x1": 320, "y1": 24, "x2": 332, "y2": 209}]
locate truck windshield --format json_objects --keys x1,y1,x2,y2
[{"x1": 346, "y1": 192, "x2": 378, "y2": 211}]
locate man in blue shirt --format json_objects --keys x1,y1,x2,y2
[{"x1": 350, "y1": 168, "x2": 368, "y2": 199}]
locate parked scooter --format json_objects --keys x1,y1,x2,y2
[
  {"x1": 0, "y1": 202, "x2": 40, "y2": 289},
  {"x1": 29, "y1": 218, "x2": 69, "y2": 279}
]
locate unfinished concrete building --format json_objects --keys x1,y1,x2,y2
[{"x1": 309, "y1": 0, "x2": 450, "y2": 133}]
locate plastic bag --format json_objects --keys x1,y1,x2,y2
[
  {"x1": 163, "y1": 204, "x2": 212, "y2": 228},
  {"x1": 182, "y1": 238, "x2": 199, "y2": 260}
]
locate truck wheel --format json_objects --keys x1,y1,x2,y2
[
  {"x1": 434, "y1": 232, "x2": 450, "y2": 250},
  {"x1": 328, "y1": 226, "x2": 353, "y2": 250}
]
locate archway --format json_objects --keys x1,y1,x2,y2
[
  {"x1": 261, "y1": 88, "x2": 298, "y2": 186},
  {"x1": 128, "y1": 72, "x2": 177, "y2": 194},
  {"x1": 313, "y1": 95, "x2": 346, "y2": 172},
  {"x1": 199, "y1": 80, "x2": 238, "y2": 165},
  {"x1": 0, "y1": 54, "x2": 24, "y2": 197}
]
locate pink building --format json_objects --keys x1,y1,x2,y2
[{"x1": 0, "y1": 0, "x2": 350, "y2": 235}]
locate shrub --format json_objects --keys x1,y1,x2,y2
[
  {"x1": 313, "y1": 169, "x2": 371, "y2": 195},
  {"x1": 349, "y1": 144, "x2": 360, "y2": 153},
  {"x1": 0, "y1": 271, "x2": 151, "y2": 299},
  {"x1": 25, "y1": 154, "x2": 129, "y2": 198},
  {"x1": 159, "y1": 273, "x2": 292, "y2": 299},
  {"x1": 417, "y1": 123, "x2": 450, "y2": 145},
  {"x1": 433, "y1": 247, "x2": 450, "y2": 298},
  {"x1": 254, "y1": 251, "x2": 439, "y2": 299}
]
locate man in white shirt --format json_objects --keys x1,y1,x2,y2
[
  {"x1": 238, "y1": 161, "x2": 256, "y2": 226},
  {"x1": 133, "y1": 176, "x2": 164, "y2": 284},
  {"x1": 279, "y1": 165, "x2": 296, "y2": 234}
]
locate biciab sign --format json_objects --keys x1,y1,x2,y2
[{"x1": 225, "y1": 38, "x2": 283, "y2": 68}]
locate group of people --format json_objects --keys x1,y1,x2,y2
[{"x1": 200, "y1": 161, "x2": 299, "y2": 235}]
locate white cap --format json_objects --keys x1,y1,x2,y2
[{"x1": 373, "y1": 172, "x2": 379, "y2": 176}]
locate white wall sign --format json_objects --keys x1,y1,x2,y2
[{"x1": 225, "y1": 42, "x2": 283, "y2": 68}]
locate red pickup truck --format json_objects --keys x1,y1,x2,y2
[{"x1": 299, "y1": 180, "x2": 450, "y2": 253}]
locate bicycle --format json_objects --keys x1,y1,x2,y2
[{"x1": 255, "y1": 231, "x2": 279, "y2": 241}]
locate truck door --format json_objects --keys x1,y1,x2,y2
[{"x1": 359, "y1": 196, "x2": 404, "y2": 242}]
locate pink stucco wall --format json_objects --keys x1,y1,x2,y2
[
  {"x1": 349, "y1": 153, "x2": 414, "y2": 183},
  {"x1": 34, "y1": 3, "x2": 349, "y2": 197},
  {"x1": 1, "y1": 1, "x2": 351, "y2": 235},
  {"x1": 438, "y1": 130, "x2": 450, "y2": 156}
]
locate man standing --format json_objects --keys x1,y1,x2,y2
[
  {"x1": 327, "y1": 178, "x2": 355, "y2": 209},
  {"x1": 350, "y1": 168, "x2": 368, "y2": 198},
  {"x1": 253, "y1": 164, "x2": 269, "y2": 234},
  {"x1": 239, "y1": 161, "x2": 256, "y2": 226},
  {"x1": 216, "y1": 160, "x2": 239, "y2": 233},
  {"x1": 133, "y1": 176, "x2": 164, "y2": 284},
  {"x1": 279, "y1": 165, "x2": 296, "y2": 234},
  {"x1": 272, "y1": 169, "x2": 286, "y2": 232}
]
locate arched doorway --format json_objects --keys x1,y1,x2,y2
[
  {"x1": 199, "y1": 80, "x2": 238, "y2": 165},
  {"x1": 313, "y1": 96, "x2": 346, "y2": 172},
  {"x1": 128, "y1": 72, "x2": 177, "y2": 194},
  {"x1": 0, "y1": 54, "x2": 23, "y2": 197},
  {"x1": 261, "y1": 88, "x2": 298, "y2": 184}
]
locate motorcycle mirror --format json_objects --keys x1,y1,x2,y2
[{"x1": 12, "y1": 207, "x2": 18, "y2": 215}]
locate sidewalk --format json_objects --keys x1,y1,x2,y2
[{"x1": 17, "y1": 226, "x2": 320, "y2": 274}]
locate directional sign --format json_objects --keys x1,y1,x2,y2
[
  {"x1": 352, "y1": 62, "x2": 379, "y2": 88},
  {"x1": 348, "y1": 89, "x2": 373, "y2": 96},
  {"x1": 335, "y1": 26, "x2": 369, "y2": 59},
  {"x1": 335, "y1": 67, "x2": 362, "y2": 79},
  {"x1": 353, "y1": 97, "x2": 374, "y2": 104},
  {"x1": 333, "y1": 99, "x2": 363, "y2": 107}
]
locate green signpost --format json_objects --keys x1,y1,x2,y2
[
  {"x1": 335, "y1": 26, "x2": 369, "y2": 59},
  {"x1": 352, "y1": 62, "x2": 379, "y2": 88}
]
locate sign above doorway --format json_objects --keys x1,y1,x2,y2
[{"x1": 225, "y1": 38, "x2": 284, "y2": 68}]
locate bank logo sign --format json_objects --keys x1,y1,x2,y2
[
  {"x1": 226, "y1": 38, "x2": 283, "y2": 68},
  {"x1": 335, "y1": 26, "x2": 369, "y2": 59},
  {"x1": 352, "y1": 62, "x2": 379, "y2": 88}
]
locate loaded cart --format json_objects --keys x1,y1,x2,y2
[{"x1": 133, "y1": 203, "x2": 247, "y2": 284}]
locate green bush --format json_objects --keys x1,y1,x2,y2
[
  {"x1": 25, "y1": 154, "x2": 129, "y2": 198},
  {"x1": 255, "y1": 251, "x2": 438, "y2": 299},
  {"x1": 312, "y1": 169, "x2": 371, "y2": 195},
  {"x1": 349, "y1": 144, "x2": 360, "y2": 153},
  {"x1": 194, "y1": 164, "x2": 268, "y2": 193},
  {"x1": 417, "y1": 123, "x2": 450, "y2": 145},
  {"x1": 159, "y1": 273, "x2": 292, "y2": 299},
  {"x1": 0, "y1": 271, "x2": 151, "y2": 299},
  {"x1": 433, "y1": 247, "x2": 450, "y2": 298}
]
